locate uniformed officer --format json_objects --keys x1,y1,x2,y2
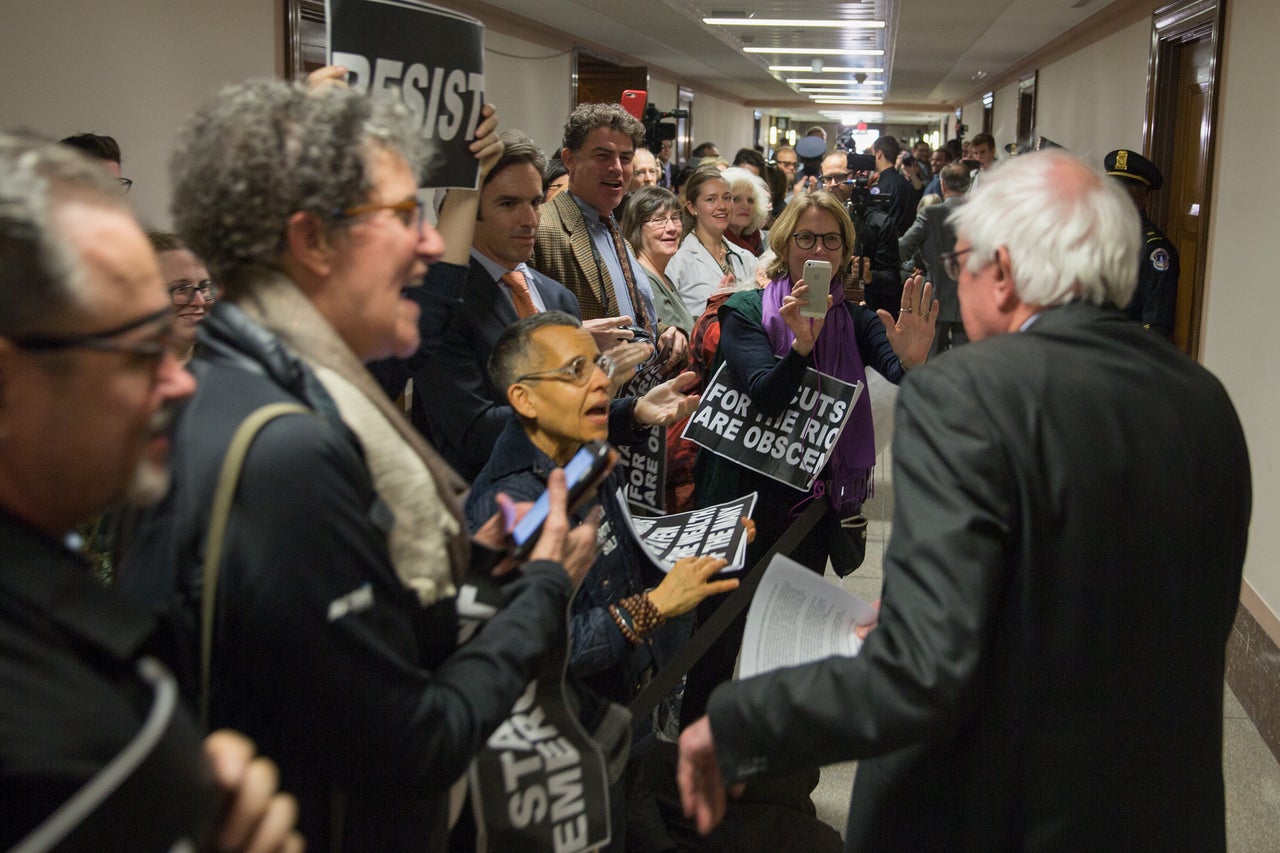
[{"x1": 1104, "y1": 148, "x2": 1180, "y2": 339}]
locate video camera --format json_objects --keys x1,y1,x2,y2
[{"x1": 641, "y1": 104, "x2": 689, "y2": 154}]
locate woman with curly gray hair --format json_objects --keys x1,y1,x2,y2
[{"x1": 121, "y1": 79, "x2": 598, "y2": 852}]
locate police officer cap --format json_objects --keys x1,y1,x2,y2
[{"x1": 1104, "y1": 149, "x2": 1163, "y2": 191}]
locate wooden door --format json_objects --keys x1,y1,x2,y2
[{"x1": 1165, "y1": 36, "x2": 1214, "y2": 354}]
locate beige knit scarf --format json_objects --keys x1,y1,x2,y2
[{"x1": 238, "y1": 272, "x2": 469, "y2": 605}]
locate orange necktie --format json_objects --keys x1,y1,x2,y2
[{"x1": 501, "y1": 269, "x2": 538, "y2": 319}]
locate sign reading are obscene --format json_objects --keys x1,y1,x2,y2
[
  {"x1": 327, "y1": 0, "x2": 485, "y2": 188},
  {"x1": 617, "y1": 489, "x2": 757, "y2": 572},
  {"x1": 681, "y1": 362, "x2": 863, "y2": 492}
]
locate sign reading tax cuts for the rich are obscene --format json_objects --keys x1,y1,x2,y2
[
  {"x1": 327, "y1": 0, "x2": 485, "y2": 189},
  {"x1": 681, "y1": 362, "x2": 863, "y2": 491}
]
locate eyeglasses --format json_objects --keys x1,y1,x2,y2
[
  {"x1": 516, "y1": 352, "x2": 616, "y2": 386},
  {"x1": 118, "y1": 177, "x2": 134, "y2": 194},
  {"x1": 645, "y1": 214, "x2": 682, "y2": 228},
  {"x1": 775, "y1": 159, "x2": 798, "y2": 169},
  {"x1": 332, "y1": 198, "x2": 425, "y2": 233},
  {"x1": 9, "y1": 306, "x2": 173, "y2": 360},
  {"x1": 169, "y1": 279, "x2": 221, "y2": 306},
  {"x1": 942, "y1": 246, "x2": 976, "y2": 280},
  {"x1": 821, "y1": 172, "x2": 851, "y2": 186},
  {"x1": 792, "y1": 231, "x2": 845, "y2": 252}
]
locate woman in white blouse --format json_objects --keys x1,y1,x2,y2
[{"x1": 666, "y1": 166, "x2": 758, "y2": 317}]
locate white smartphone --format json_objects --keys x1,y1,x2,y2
[{"x1": 800, "y1": 259, "x2": 832, "y2": 318}]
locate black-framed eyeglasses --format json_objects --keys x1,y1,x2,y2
[
  {"x1": 516, "y1": 353, "x2": 615, "y2": 386},
  {"x1": 117, "y1": 177, "x2": 133, "y2": 194},
  {"x1": 775, "y1": 159, "x2": 798, "y2": 169},
  {"x1": 942, "y1": 246, "x2": 976, "y2": 280},
  {"x1": 169, "y1": 279, "x2": 221, "y2": 306},
  {"x1": 8, "y1": 306, "x2": 173, "y2": 358},
  {"x1": 820, "y1": 172, "x2": 851, "y2": 186},
  {"x1": 792, "y1": 231, "x2": 845, "y2": 252},
  {"x1": 332, "y1": 198, "x2": 425, "y2": 233}
]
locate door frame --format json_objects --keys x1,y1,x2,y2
[{"x1": 1142, "y1": 0, "x2": 1225, "y2": 359}]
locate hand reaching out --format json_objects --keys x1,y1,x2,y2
[{"x1": 876, "y1": 273, "x2": 937, "y2": 369}]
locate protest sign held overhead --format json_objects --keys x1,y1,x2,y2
[
  {"x1": 617, "y1": 490, "x2": 757, "y2": 572},
  {"x1": 681, "y1": 362, "x2": 863, "y2": 491},
  {"x1": 328, "y1": 0, "x2": 485, "y2": 188}
]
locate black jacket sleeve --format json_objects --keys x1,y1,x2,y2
[{"x1": 220, "y1": 414, "x2": 572, "y2": 793}]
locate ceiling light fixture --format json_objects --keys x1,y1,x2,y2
[
  {"x1": 746, "y1": 47, "x2": 884, "y2": 56},
  {"x1": 811, "y1": 98, "x2": 884, "y2": 105},
  {"x1": 788, "y1": 78, "x2": 885, "y2": 86},
  {"x1": 769, "y1": 65, "x2": 885, "y2": 73},
  {"x1": 703, "y1": 18, "x2": 885, "y2": 28}
]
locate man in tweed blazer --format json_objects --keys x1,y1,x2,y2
[{"x1": 533, "y1": 103, "x2": 689, "y2": 371}]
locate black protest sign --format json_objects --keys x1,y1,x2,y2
[
  {"x1": 327, "y1": 0, "x2": 485, "y2": 188},
  {"x1": 681, "y1": 362, "x2": 862, "y2": 491},
  {"x1": 461, "y1": 571, "x2": 612, "y2": 852},
  {"x1": 617, "y1": 426, "x2": 666, "y2": 515},
  {"x1": 616, "y1": 362, "x2": 668, "y2": 514},
  {"x1": 624, "y1": 491, "x2": 758, "y2": 571}
]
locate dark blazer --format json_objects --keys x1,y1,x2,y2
[
  {"x1": 708, "y1": 302, "x2": 1251, "y2": 851},
  {"x1": 898, "y1": 195, "x2": 964, "y2": 323},
  {"x1": 412, "y1": 257, "x2": 580, "y2": 481},
  {"x1": 872, "y1": 166, "x2": 917, "y2": 238}
]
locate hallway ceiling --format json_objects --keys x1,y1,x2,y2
[{"x1": 482, "y1": 0, "x2": 1123, "y2": 123}]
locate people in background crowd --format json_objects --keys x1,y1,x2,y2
[
  {"x1": 542, "y1": 157, "x2": 569, "y2": 202},
  {"x1": 898, "y1": 161, "x2": 972, "y2": 355},
  {"x1": 147, "y1": 232, "x2": 219, "y2": 364},
  {"x1": 667, "y1": 166, "x2": 758, "y2": 317},
  {"x1": 722, "y1": 166, "x2": 770, "y2": 257},
  {"x1": 622, "y1": 186, "x2": 696, "y2": 337}
]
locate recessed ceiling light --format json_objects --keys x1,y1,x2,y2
[
  {"x1": 704, "y1": 18, "x2": 885, "y2": 28},
  {"x1": 769, "y1": 65, "x2": 885, "y2": 73},
  {"x1": 746, "y1": 47, "x2": 885, "y2": 56},
  {"x1": 811, "y1": 98, "x2": 884, "y2": 105},
  {"x1": 787, "y1": 78, "x2": 885, "y2": 86}
]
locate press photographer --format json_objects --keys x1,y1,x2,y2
[{"x1": 820, "y1": 150, "x2": 903, "y2": 319}]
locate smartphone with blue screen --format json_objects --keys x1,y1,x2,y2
[{"x1": 511, "y1": 441, "x2": 617, "y2": 558}]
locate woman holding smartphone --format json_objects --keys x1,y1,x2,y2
[
  {"x1": 679, "y1": 190, "x2": 936, "y2": 728},
  {"x1": 666, "y1": 166, "x2": 758, "y2": 318}
]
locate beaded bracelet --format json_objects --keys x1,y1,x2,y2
[
  {"x1": 620, "y1": 592, "x2": 666, "y2": 640},
  {"x1": 609, "y1": 604, "x2": 641, "y2": 644}
]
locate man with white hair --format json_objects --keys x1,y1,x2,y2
[{"x1": 678, "y1": 149, "x2": 1251, "y2": 851}]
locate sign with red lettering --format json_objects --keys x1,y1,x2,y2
[{"x1": 327, "y1": 0, "x2": 486, "y2": 188}]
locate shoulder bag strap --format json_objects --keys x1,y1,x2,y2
[{"x1": 200, "y1": 402, "x2": 311, "y2": 727}]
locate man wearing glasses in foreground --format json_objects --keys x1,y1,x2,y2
[{"x1": 0, "y1": 134, "x2": 300, "y2": 852}]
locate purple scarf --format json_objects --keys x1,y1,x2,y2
[{"x1": 760, "y1": 274, "x2": 875, "y2": 513}]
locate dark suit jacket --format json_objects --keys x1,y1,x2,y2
[
  {"x1": 709, "y1": 302, "x2": 1250, "y2": 851},
  {"x1": 873, "y1": 166, "x2": 917, "y2": 238},
  {"x1": 898, "y1": 196, "x2": 963, "y2": 323},
  {"x1": 411, "y1": 258, "x2": 580, "y2": 481}
]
